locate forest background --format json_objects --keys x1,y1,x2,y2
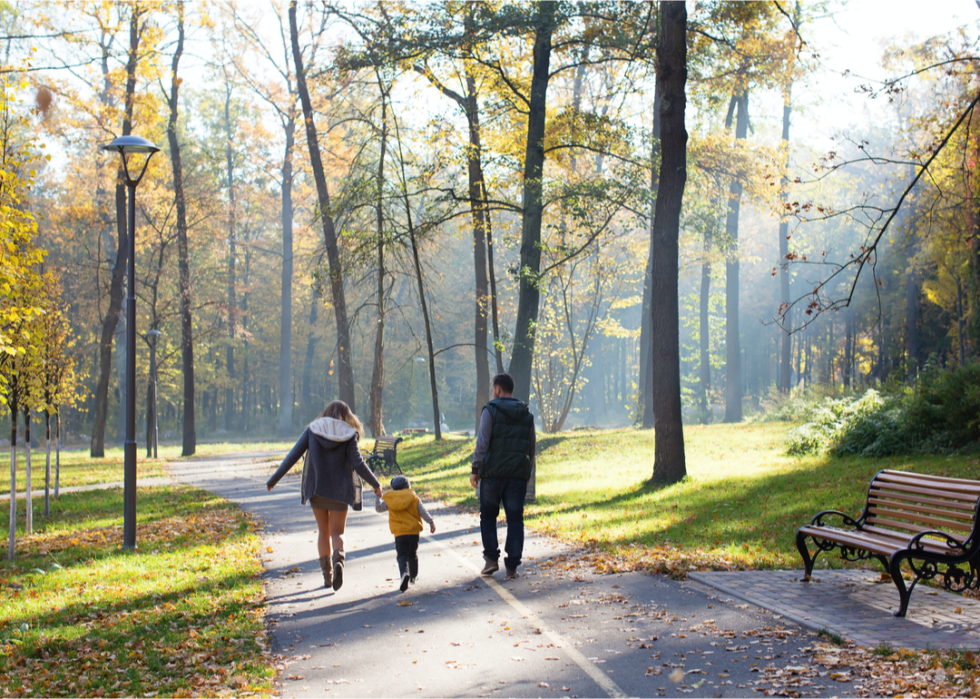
[{"x1": 1, "y1": 0, "x2": 978, "y2": 462}]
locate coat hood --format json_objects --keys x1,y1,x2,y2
[
  {"x1": 309, "y1": 417, "x2": 357, "y2": 448},
  {"x1": 490, "y1": 397, "x2": 531, "y2": 422}
]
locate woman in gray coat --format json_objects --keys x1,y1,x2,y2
[{"x1": 267, "y1": 401, "x2": 382, "y2": 591}]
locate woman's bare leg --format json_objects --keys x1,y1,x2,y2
[
  {"x1": 329, "y1": 508, "x2": 348, "y2": 554},
  {"x1": 312, "y1": 508, "x2": 332, "y2": 559}
]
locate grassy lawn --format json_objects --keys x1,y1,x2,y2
[
  {"x1": 396, "y1": 423, "x2": 980, "y2": 575},
  {"x1": 0, "y1": 449, "x2": 169, "y2": 491},
  {"x1": 0, "y1": 485, "x2": 272, "y2": 697}
]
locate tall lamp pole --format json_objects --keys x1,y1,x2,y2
[
  {"x1": 146, "y1": 329, "x2": 162, "y2": 460},
  {"x1": 102, "y1": 135, "x2": 160, "y2": 550}
]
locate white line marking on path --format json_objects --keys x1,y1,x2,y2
[{"x1": 412, "y1": 520, "x2": 628, "y2": 699}]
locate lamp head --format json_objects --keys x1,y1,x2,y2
[{"x1": 102, "y1": 135, "x2": 160, "y2": 155}]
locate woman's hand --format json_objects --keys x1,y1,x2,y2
[
  {"x1": 267, "y1": 484, "x2": 273, "y2": 492},
  {"x1": 373, "y1": 486, "x2": 383, "y2": 497}
]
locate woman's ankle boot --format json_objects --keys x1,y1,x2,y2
[
  {"x1": 319, "y1": 556, "x2": 332, "y2": 589},
  {"x1": 331, "y1": 550, "x2": 345, "y2": 591}
]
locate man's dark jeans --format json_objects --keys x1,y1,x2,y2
[
  {"x1": 394, "y1": 534, "x2": 419, "y2": 578},
  {"x1": 479, "y1": 477, "x2": 526, "y2": 570}
]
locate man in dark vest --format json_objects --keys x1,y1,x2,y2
[{"x1": 470, "y1": 373, "x2": 536, "y2": 579}]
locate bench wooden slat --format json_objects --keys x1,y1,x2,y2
[
  {"x1": 867, "y1": 506, "x2": 974, "y2": 533},
  {"x1": 798, "y1": 526, "x2": 898, "y2": 556},
  {"x1": 880, "y1": 469, "x2": 980, "y2": 489},
  {"x1": 874, "y1": 472, "x2": 980, "y2": 497},
  {"x1": 869, "y1": 481, "x2": 979, "y2": 504},
  {"x1": 862, "y1": 525, "x2": 967, "y2": 551},
  {"x1": 868, "y1": 497, "x2": 975, "y2": 522},
  {"x1": 867, "y1": 489, "x2": 977, "y2": 512}
]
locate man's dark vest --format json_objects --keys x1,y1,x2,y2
[{"x1": 481, "y1": 397, "x2": 534, "y2": 480}]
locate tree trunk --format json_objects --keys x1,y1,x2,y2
[
  {"x1": 407, "y1": 206, "x2": 441, "y2": 441},
  {"x1": 467, "y1": 73, "x2": 491, "y2": 433},
  {"x1": 723, "y1": 90, "x2": 749, "y2": 423},
  {"x1": 778, "y1": 97, "x2": 793, "y2": 392},
  {"x1": 699, "y1": 255, "x2": 711, "y2": 423},
  {"x1": 369, "y1": 84, "x2": 388, "y2": 438},
  {"x1": 507, "y1": 0, "x2": 556, "y2": 402},
  {"x1": 8, "y1": 395, "x2": 16, "y2": 560},
  {"x1": 844, "y1": 308, "x2": 853, "y2": 389},
  {"x1": 302, "y1": 290, "x2": 318, "y2": 422},
  {"x1": 92, "y1": 5, "x2": 141, "y2": 457},
  {"x1": 958, "y1": 275, "x2": 966, "y2": 366},
  {"x1": 640, "y1": 82, "x2": 662, "y2": 430},
  {"x1": 906, "y1": 263, "x2": 918, "y2": 381},
  {"x1": 54, "y1": 411, "x2": 60, "y2": 498},
  {"x1": 650, "y1": 0, "x2": 688, "y2": 484},
  {"x1": 166, "y1": 2, "x2": 195, "y2": 456},
  {"x1": 277, "y1": 112, "x2": 296, "y2": 437},
  {"x1": 23, "y1": 406, "x2": 31, "y2": 535},
  {"x1": 484, "y1": 181, "x2": 505, "y2": 375},
  {"x1": 289, "y1": 1, "x2": 355, "y2": 409},
  {"x1": 224, "y1": 84, "x2": 237, "y2": 431},
  {"x1": 44, "y1": 411, "x2": 50, "y2": 517}
]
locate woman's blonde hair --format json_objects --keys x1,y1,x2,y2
[{"x1": 318, "y1": 400, "x2": 364, "y2": 439}]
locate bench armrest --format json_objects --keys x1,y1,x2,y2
[
  {"x1": 810, "y1": 510, "x2": 862, "y2": 528},
  {"x1": 908, "y1": 530, "x2": 968, "y2": 554}
]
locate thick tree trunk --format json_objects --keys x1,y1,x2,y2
[
  {"x1": 166, "y1": 2, "x2": 195, "y2": 456},
  {"x1": 639, "y1": 84, "x2": 662, "y2": 429},
  {"x1": 650, "y1": 0, "x2": 688, "y2": 484},
  {"x1": 407, "y1": 207, "x2": 441, "y2": 440},
  {"x1": 289, "y1": 1, "x2": 355, "y2": 408},
  {"x1": 484, "y1": 181, "x2": 505, "y2": 375},
  {"x1": 278, "y1": 114, "x2": 296, "y2": 437},
  {"x1": 508, "y1": 0, "x2": 556, "y2": 402},
  {"x1": 723, "y1": 90, "x2": 749, "y2": 423},
  {"x1": 369, "y1": 87, "x2": 388, "y2": 438},
  {"x1": 92, "y1": 5, "x2": 141, "y2": 457},
  {"x1": 699, "y1": 256, "x2": 711, "y2": 423}
]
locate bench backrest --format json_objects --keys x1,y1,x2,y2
[
  {"x1": 372, "y1": 436, "x2": 402, "y2": 457},
  {"x1": 865, "y1": 470, "x2": 980, "y2": 544}
]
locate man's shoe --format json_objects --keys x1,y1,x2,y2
[
  {"x1": 505, "y1": 567, "x2": 519, "y2": 580},
  {"x1": 481, "y1": 557, "x2": 499, "y2": 576},
  {"x1": 400, "y1": 573, "x2": 410, "y2": 592},
  {"x1": 409, "y1": 576, "x2": 416, "y2": 585}
]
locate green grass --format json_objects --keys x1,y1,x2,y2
[
  {"x1": 0, "y1": 485, "x2": 272, "y2": 697},
  {"x1": 396, "y1": 423, "x2": 980, "y2": 573}
]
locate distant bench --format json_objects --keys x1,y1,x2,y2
[
  {"x1": 796, "y1": 469, "x2": 980, "y2": 617},
  {"x1": 367, "y1": 435, "x2": 403, "y2": 477}
]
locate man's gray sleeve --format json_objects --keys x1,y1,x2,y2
[{"x1": 471, "y1": 409, "x2": 492, "y2": 474}]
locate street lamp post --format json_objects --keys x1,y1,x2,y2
[
  {"x1": 146, "y1": 329, "x2": 162, "y2": 460},
  {"x1": 414, "y1": 357, "x2": 425, "y2": 428},
  {"x1": 102, "y1": 135, "x2": 160, "y2": 550}
]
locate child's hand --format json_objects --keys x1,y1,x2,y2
[{"x1": 430, "y1": 523, "x2": 436, "y2": 534}]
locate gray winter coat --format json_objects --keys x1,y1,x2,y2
[{"x1": 266, "y1": 417, "x2": 381, "y2": 508}]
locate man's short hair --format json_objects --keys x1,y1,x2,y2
[{"x1": 492, "y1": 373, "x2": 515, "y2": 394}]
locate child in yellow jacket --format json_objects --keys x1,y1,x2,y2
[{"x1": 375, "y1": 475, "x2": 436, "y2": 592}]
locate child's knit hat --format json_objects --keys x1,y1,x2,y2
[{"x1": 391, "y1": 475, "x2": 410, "y2": 490}]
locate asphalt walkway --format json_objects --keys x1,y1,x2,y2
[{"x1": 168, "y1": 452, "x2": 850, "y2": 698}]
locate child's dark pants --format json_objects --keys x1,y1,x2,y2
[{"x1": 394, "y1": 534, "x2": 420, "y2": 578}]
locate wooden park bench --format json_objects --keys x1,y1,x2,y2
[
  {"x1": 366, "y1": 435, "x2": 403, "y2": 477},
  {"x1": 796, "y1": 469, "x2": 980, "y2": 617}
]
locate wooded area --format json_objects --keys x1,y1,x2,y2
[{"x1": 1, "y1": 0, "x2": 978, "y2": 482}]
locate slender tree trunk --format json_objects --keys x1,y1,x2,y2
[
  {"x1": 508, "y1": 0, "x2": 556, "y2": 401},
  {"x1": 54, "y1": 411, "x2": 60, "y2": 498},
  {"x1": 224, "y1": 85, "x2": 237, "y2": 431},
  {"x1": 483, "y1": 181, "x2": 505, "y2": 375},
  {"x1": 650, "y1": 0, "x2": 688, "y2": 484},
  {"x1": 699, "y1": 255, "x2": 711, "y2": 423},
  {"x1": 906, "y1": 263, "x2": 918, "y2": 381},
  {"x1": 958, "y1": 275, "x2": 966, "y2": 366},
  {"x1": 302, "y1": 290, "x2": 318, "y2": 422},
  {"x1": 92, "y1": 5, "x2": 141, "y2": 457},
  {"x1": 844, "y1": 309, "x2": 853, "y2": 389},
  {"x1": 778, "y1": 93, "x2": 793, "y2": 392},
  {"x1": 369, "y1": 84, "x2": 388, "y2": 438},
  {"x1": 8, "y1": 396, "x2": 16, "y2": 560},
  {"x1": 467, "y1": 75, "x2": 491, "y2": 432},
  {"x1": 639, "y1": 84, "x2": 662, "y2": 429},
  {"x1": 289, "y1": 1, "x2": 355, "y2": 408},
  {"x1": 278, "y1": 113, "x2": 296, "y2": 437},
  {"x1": 44, "y1": 411, "x2": 50, "y2": 517},
  {"x1": 166, "y1": 2, "x2": 195, "y2": 456},
  {"x1": 23, "y1": 407, "x2": 31, "y2": 535},
  {"x1": 723, "y1": 90, "x2": 749, "y2": 423},
  {"x1": 407, "y1": 208, "x2": 441, "y2": 440}
]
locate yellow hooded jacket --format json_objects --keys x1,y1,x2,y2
[{"x1": 382, "y1": 489, "x2": 423, "y2": 536}]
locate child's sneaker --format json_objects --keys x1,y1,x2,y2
[{"x1": 400, "y1": 573, "x2": 410, "y2": 592}]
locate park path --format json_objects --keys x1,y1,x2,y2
[{"x1": 168, "y1": 451, "x2": 850, "y2": 698}]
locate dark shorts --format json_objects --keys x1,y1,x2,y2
[{"x1": 309, "y1": 495, "x2": 348, "y2": 512}]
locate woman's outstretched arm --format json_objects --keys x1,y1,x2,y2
[{"x1": 267, "y1": 429, "x2": 311, "y2": 490}]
